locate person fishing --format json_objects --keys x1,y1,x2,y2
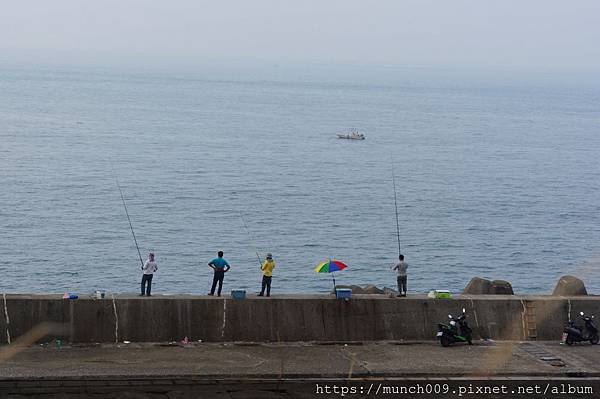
[
  {"x1": 112, "y1": 164, "x2": 149, "y2": 296},
  {"x1": 258, "y1": 253, "x2": 275, "y2": 297},
  {"x1": 208, "y1": 251, "x2": 230, "y2": 296},
  {"x1": 392, "y1": 254, "x2": 408, "y2": 297},
  {"x1": 140, "y1": 252, "x2": 158, "y2": 296}
]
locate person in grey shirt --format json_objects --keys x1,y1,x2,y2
[{"x1": 392, "y1": 254, "x2": 408, "y2": 297}]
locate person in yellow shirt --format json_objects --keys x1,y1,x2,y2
[{"x1": 258, "y1": 253, "x2": 275, "y2": 297}]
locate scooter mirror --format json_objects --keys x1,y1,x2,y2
[
  {"x1": 462, "y1": 308, "x2": 466, "y2": 313},
  {"x1": 580, "y1": 311, "x2": 585, "y2": 316}
]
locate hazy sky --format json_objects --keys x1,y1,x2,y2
[{"x1": 1, "y1": 0, "x2": 599, "y2": 71}]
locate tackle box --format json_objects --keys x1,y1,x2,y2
[
  {"x1": 428, "y1": 290, "x2": 452, "y2": 299},
  {"x1": 335, "y1": 288, "x2": 352, "y2": 299},
  {"x1": 231, "y1": 290, "x2": 246, "y2": 300}
]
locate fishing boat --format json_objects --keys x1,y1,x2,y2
[{"x1": 337, "y1": 128, "x2": 365, "y2": 140}]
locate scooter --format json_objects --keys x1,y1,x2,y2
[
  {"x1": 562, "y1": 311, "x2": 599, "y2": 345},
  {"x1": 437, "y1": 308, "x2": 472, "y2": 347}
]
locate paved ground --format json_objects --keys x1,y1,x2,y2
[
  {"x1": 2, "y1": 341, "x2": 600, "y2": 398},
  {"x1": 2, "y1": 340, "x2": 600, "y2": 379}
]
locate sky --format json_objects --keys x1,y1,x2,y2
[{"x1": 1, "y1": 0, "x2": 599, "y2": 71}]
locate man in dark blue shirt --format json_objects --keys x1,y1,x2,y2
[{"x1": 208, "y1": 250, "x2": 230, "y2": 296}]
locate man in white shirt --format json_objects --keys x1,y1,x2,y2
[
  {"x1": 392, "y1": 254, "x2": 408, "y2": 297},
  {"x1": 141, "y1": 252, "x2": 158, "y2": 296}
]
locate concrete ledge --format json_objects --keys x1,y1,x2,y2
[{"x1": 0, "y1": 294, "x2": 598, "y2": 343}]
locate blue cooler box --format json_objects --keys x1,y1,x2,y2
[
  {"x1": 231, "y1": 290, "x2": 246, "y2": 300},
  {"x1": 336, "y1": 288, "x2": 352, "y2": 299}
]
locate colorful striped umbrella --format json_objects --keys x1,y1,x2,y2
[
  {"x1": 314, "y1": 259, "x2": 349, "y2": 290},
  {"x1": 314, "y1": 259, "x2": 348, "y2": 273}
]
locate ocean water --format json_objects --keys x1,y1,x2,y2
[{"x1": 1, "y1": 63, "x2": 599, "y2": 295}]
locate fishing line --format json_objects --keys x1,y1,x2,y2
[
  {"x1": 239, "y1": 211, "x2": 263, "y2": 267},
  {"x1": 391, "y1": 154, "x2": 402, "y2": 257},
  {"x1": 111, "y1": 164, "x2": 145, "y2": 270}
]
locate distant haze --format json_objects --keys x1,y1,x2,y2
[{"x1": 1, "y1": 0, "x2": 599, "y2": 71}]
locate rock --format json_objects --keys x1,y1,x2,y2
[
  {"x1": 363, "y1": 284, "x2": 384, "y2": 295},
  {"x1": 490, "y1": 280, "x2": 514, "y2": 295},
  {"x1": 332, "y1": 285, "x2": 386, "y2": 295},
  {"x1": 383, "y1": 287, "x2": 398, "y2": 296},
  {"x1": 463, "y1": 277, "x2": 492, "y2": 295},
  {"x1": 463, "y1": 277, "x2": 514, "y2": 295},
  {"x1": 352, "y1": 285, "x2": 367, "y2": 294},
  {"x1": 552, "y1": 275, "x2": 587, "y2": 296}
]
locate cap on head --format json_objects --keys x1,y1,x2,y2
[
  {"x1": 218, "y1": 251, "x2": 224, "y2": 257},
  {"x1": 266, "y1": 253, "x2": 273, "y2": 259}
]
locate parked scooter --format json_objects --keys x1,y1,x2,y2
[
  {"x1": 562, "y1": 311, "x2": 599, "y2": 345},
  {"x1": 437, "y1": 308, "x2": 472, "y2": 347}
]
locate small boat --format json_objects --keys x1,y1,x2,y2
[{"x1": 337, "y1": 128, "x2": 365, "y2": 140}]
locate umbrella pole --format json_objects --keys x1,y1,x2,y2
[{"x1": 332, "y1": 272, "x2": 336, "y2": 291}]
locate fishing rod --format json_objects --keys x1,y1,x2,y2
[
  {"x1": 391, "y1": 155, "x2": 402, "y2": 257},
  {"x1": 239, "y1": 211, "x2": 263, "y2": 268},
  {"x1": 112, "y1": 165, "x2": 145, "y2": 270}
]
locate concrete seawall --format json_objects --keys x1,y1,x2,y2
[{"x1": 1, "y1": 294, "x2": 598, "y2": 343}]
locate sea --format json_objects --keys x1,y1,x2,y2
[{"x1": 1, "y1": 62, "x2": 599, "y2": 295}]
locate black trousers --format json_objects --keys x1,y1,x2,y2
[
  {"x1": 141, "y1": 274, "x2": 153, "y2": 296},
  {"x1": 210, "y1": 270, "x2": 225, "y2": 296},
  {"x1": 397, "y1": 275, "x2": 407, "y2": 294},
  {"x1": 260, "y1": 275, "x2": 272, "y2": 296}
]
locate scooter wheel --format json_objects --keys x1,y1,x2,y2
[
  {"x1": 565, "y1": 335, "x2": 574, "y2": 346},
  {"x1": 440, "y1": 335, "x2": 452, "y2": 347},
  {"x1": 590, "y1": 335, "x2": 599, "y2": 345}
]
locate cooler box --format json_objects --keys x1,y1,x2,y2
[
  {"x1": 427, "y1": 289, "x2": 451, "y2": 299},
  {"x1": 231, "y1": 290, "x2": 246, "y2": 300},
  {"x1": 336, "y1": 288, "x2": 352, "y2": 299}
]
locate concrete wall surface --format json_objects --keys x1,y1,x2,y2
[{"x1": 0, "y1": 294, "x2": 598, "y2": 343}]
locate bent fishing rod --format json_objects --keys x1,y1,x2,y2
[
  {"x1": 239, "y1": 211, "x2": 263, "y2": 268},
  {"x1": 391, "y1": 155, "x2": 402, "y2": 257},
  {"x1": 112, "y1": 166, "x2": 145, "y2": 270}
]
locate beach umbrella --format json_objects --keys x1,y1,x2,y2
[{"x1": 314, "y1": 259, "x2": 349, "y2": 290}]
